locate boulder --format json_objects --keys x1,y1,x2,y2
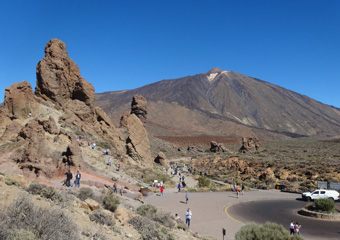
[
  {"x1": 85, "y1": 199, "x2": 101, "y2": 211},
  {"x1": 4, "y1": 81, "x2": 38, "y2": 120},
  {"x1": 239, "y1": 137, "x2": 260, "y2": 153},
  {"x1": 210, "y1": 141, "x2": 228, "y2": 153}
]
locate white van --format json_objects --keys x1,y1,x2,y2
[{"x1": 301, "y1": 189, "x2": 339, "y2": 201}]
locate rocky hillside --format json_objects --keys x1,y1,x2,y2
[{"x1": 96, "y1": 68, "x2": 340, "y2": 145}]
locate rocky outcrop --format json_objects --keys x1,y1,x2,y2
[
  {"x1": 35, "y1": 39, "x2": 95, "y2": 108},
  {"x1": 154, "y1": 152, "x2": 167, "y2": 166},
  {"x1": 210, "y1": 141, "x2": 228, "y2": 153},
  {"x1": 3, "y1": 81, "x2": 39, "y2": 120},
  {"x1": 239, "y1": 137, "x2": 260, "y2": 153},
  {"x1": 0, "y1": 39, "x2": 127, "y2": 179},
  {"x1": 123, "y1": 114, "x2": 152, "y2": 167},
  {"x1": 131, "y1": 95, "x2": 147, "y2": 121}
]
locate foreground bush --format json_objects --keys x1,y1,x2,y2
[
  {"x1": 314, "y1": 198, "x2": 335, "y2": 212},
  {"x1": 136, "y1": 204, "x2": 175, "y2": 228},
  {"x1": 0, "y1": 195, "x2": 80, "y2": 240},
  {"x1": 235, "y1": 222, "x2": 303, "y2": 240},
  {"x1": 78, "y1": 187, "x2": 94, "y2": 201},
  {"x1": 89, "y1": 210, "x2": 115, "y2": 226},
  {"x1": 128, "y1": 216, "x2": 174, "y2": 240},
  {"x1": 103, "y1": 193, "x2": 120, "y2": 212}
]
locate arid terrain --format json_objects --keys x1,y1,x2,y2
[{"x1": 1, "y1": 39, "x2": 340, "y2": 240}]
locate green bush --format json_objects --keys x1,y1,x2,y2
[
  {"x1": 27, "y1": 183, "x2": 45, "y2": 195},
  {"x1": 103, "y1": 193, "x2": 120, "y2": 212},
  {"x1": 235, "y1": 222, "x2": 304, "y2": 240},
  {"x1": 198, "y1": 176, "x2": 211, "y2": 188},
  {"x1": 0, "y1": 195, "x2": 80, "y2": 240},
  {"x1": 89, "y1": 210, "x2": 115, "y2": 226},
  {"x1": 314, "y1": 198, "x2": 335, "y2": 212},
  {"x1": 78, "y1": 187, "x2": 94, "y2": 201}
]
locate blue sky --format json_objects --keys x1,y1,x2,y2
[{"x1": 1, "y1": 1, "x2": 339, "y2": 107}]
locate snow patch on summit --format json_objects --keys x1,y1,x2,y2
[{"x1": 207, "y1": 73, "x2": 218, "y2": 82}]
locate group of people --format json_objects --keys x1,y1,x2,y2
[
  {"x1": 234, "y1": 183, "x2": 245, "y2": 197},
  {"x1": 175, "y1": 208, "x2": 192, "y2": 228},
  {"x1": 64, "y1": 170, "x2": 81, "y2": 187},
  {"x1": 290, "y1": 220, "x2": 302, "y2": 235}
]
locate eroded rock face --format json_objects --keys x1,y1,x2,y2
[
  {"x1": 239, "y1": 137, "x2": 260, "y2": 153},
  {"x1": 154, "y1": 152, "x2": 167, "y2": 166},
  {"x1": 0, "y1": 39, "x2": 126, "y2": 178},
  {"x1": 131, "y1": 95, "x2": 147, "y2": 121},
  {"x1": 35, "y1": 39, "x2": 95, "y2": 107},
  {"x1": 210, "y1": 141, "x2": 228, "y2": 153},
  {"x1": 124, "y1": 114, "x2": 152, "y2": 167},
  {"x1": 4, "y1": 81, "x2": 38, "y2": 120}
]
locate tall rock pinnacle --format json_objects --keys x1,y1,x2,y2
[{"x1": 35, "y1": 39, "x2": 95, "y2": 107}]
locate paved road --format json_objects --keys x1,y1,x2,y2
[
  {"x1": 145, "y1": 189, "x2": 299, "y2": 240},
  {"x1": 227, "y1": 199, "x2": 340, "y2": 240}
]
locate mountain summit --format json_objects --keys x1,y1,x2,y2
[{"x1": 96, "y1": 68, "x2": 340, "y2": 145}]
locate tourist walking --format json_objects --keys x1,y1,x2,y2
[
  {"x1": 186, "y1": 192, "x2": 189, "y2": 204},
  {"x1": 241, "y1": 184, "x2": 245, "y2": 195},
  {"x1": 113, "y1": 183, "x2": 117, "y2": 194},
  {"x1": 74, "y1": 170, "x2": 81, "y2": 187},
  {"x1": 120, "y1": 187, "x2": 124, "y2": 196},
  {"x1": 185, "y1": 208, "x2": 192, "y2": 228},
  {"x1": 295, "y1": 222, "x2": 301, "y2": 235},
  {"x1": 160, "y1": 186, "x2": 164, "y2": 196},
  {"x1": 289, "y1": 220, "x2": 295, "y2": 235},
  {"x1": 178, "y1": 182, "x2": 181, "y2": 193}
]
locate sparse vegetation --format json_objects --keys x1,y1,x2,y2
[
  {"x1": 102, "y1": 193, "x2": 120, "y2": 212},
  {"x1": 89, "y1": 210, "x2": 115, "y2": 226},
  {"x1": 78, "y1": 187, "x2": 95, "y2": 201},
  {"x1": 235, "y1": 222, "x2": 303, "y2": 240},
  {"x1": 0, "y1": 195, "x2": 80, "y2": 240},
  {"x1": 136, "y1": 204, "x2": 175, "y2": 228}
]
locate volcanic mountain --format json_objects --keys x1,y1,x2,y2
[{"x1": 96, "y1": 68, "x2": 340, "y2": 145}]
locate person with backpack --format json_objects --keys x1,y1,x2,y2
[{"x1": 65, "y1": 170, "x2": 73, "y2": 187}]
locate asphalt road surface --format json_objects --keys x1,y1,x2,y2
[{"x1": 227, "y1": 199, "x2": 340, "y2": 240}]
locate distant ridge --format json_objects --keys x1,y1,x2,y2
[{"x1": 96, "y1": 68, "x2": 340, "y2": 145}]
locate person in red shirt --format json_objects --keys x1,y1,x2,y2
[{"x1": 160, "y1": 186, "x2": 164, "y2": 196}]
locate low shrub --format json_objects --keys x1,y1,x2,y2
[
  {"x1": 176, "y1": 219, "x2": 187, "y2": 231},
  {"x1": 8, "y1": 229, "x2": 37, "y2": 240},
  {"x1": 314, "y1": 198, "x2": 335, "y2": 212},
  {"x1": 198, "y1": 176, "x2": 211, "y2": 188},
  {"x1": 89, "y1": 210, "x2": 115, "y2": 226},
  {"x1": 136, "y1": 204, "x2": 174, "y2": 228},
  {"x1": 78, "y1": 187, "x2": 94, "y2": 201},
  {"x1": 27, "y1": 183, "x2": 60, "y2": 201},
  {"x1": 235, "y1": 222, "x2": 303, "y2": 240},
  {"x1": 0, "y1": 195, "x2": 80, "y2": 240},
  {"x1": 103, "y1": 193, "x2": 120, "y2": 212},
  {"x1": 128, "y1": 216, "x2": 174, "y2": 240}
]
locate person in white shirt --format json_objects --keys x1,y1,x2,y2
[{"x1": 185, "y1": 208, "x2": 192, "y2": 228}]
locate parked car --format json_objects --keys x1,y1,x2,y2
[{"x1": 301, "y1": 189, "x2": 339, "y2": 201}]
